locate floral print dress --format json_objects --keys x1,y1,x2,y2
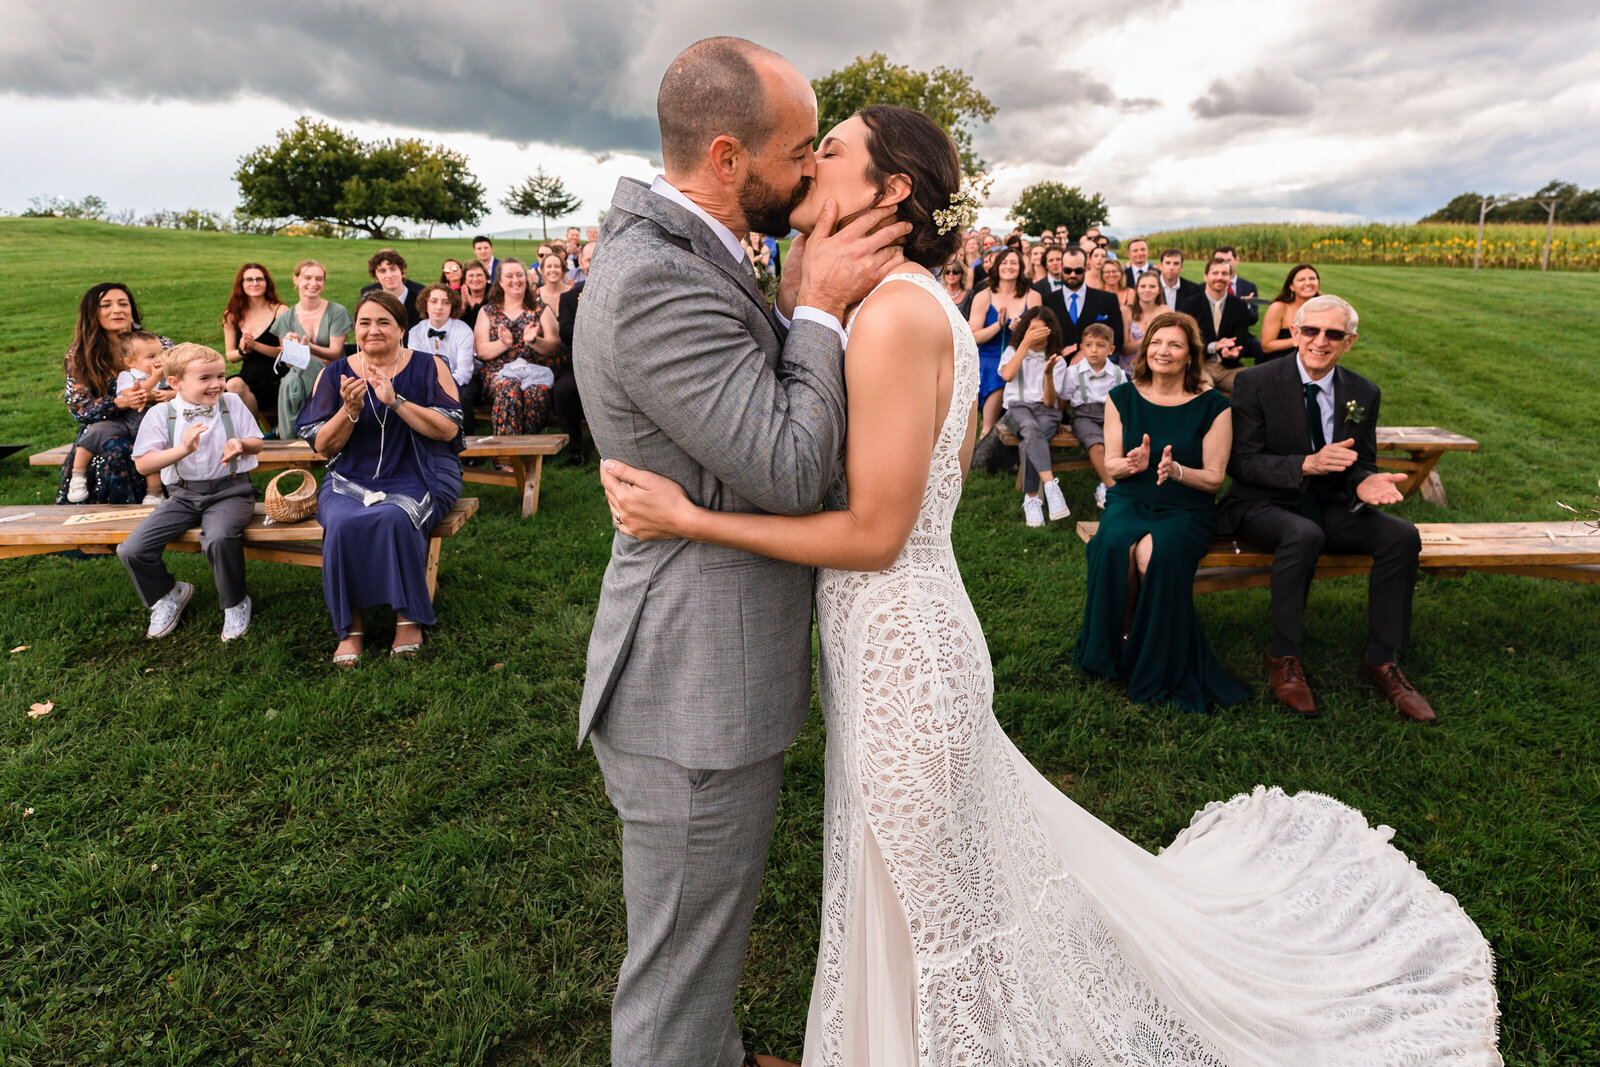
[
  {"x1": 479, "y1": 301, "x2": 565, "y2": 435},
  {"x1": 56, "y1": 338, "x2": 172, "y2": 504}
]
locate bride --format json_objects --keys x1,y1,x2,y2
[{"x1": 601, "y1": 105, "x2": 1499, "y2": 1066}]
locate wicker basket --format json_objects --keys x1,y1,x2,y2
[{"x1": 264, "y1": 469, "x2": 318, "y2": 523}]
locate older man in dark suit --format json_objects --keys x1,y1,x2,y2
[{"x1": 1217, "y1": 294, "x2": 1433, "y2": 723}]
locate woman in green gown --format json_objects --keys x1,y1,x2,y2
[{"x1": 1074, "y1": 311, "x2": 1252, "y2": 712}]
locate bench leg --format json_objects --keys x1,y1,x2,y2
[
  {"x1": 1402, "y1": 452, "x2": 1446, "y2": 505},
  {"x1": 1420, "y1": 468, "x2": 1449, "y2": 509},
  {"x1": 521, "y1": 455, "x2": 543, "y2": 518},
  {"x1": 425, "y1": 536, "x2": 442, "y2": 598}
]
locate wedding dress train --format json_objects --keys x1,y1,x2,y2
[{"x1": 801, "y1": 271, "x2": 1499, "y2": 1066}]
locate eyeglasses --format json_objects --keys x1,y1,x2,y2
[
  {"x1": 1060, "y1": 268, "x2": 1086, "y2": 276},
  {"x1": 1297, "y1": 326, "x2": 1350, "y2": 342}
]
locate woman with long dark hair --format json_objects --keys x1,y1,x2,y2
[
  {"x1": 967, "y1": 245, "x2": 1040, "y2": 438},
  {"x1": 1260, "y1": 263, "x2": 1321, "y2": 359},
  {"x1": 56, "y1": 282, "x2": 174, "y2": 504},
  {"x1": 222, "y1": 262, "x2": 290, "y2": 425}
]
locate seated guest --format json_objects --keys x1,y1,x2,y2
[
  {"x1": 941, "y1": 255, "x2": 974, "y2": 319},
  {"x1": 1123, "y1": 238, "x2": 1155, "y2": 286},
  {"x1": 360, "y1": 249, "x2": 426, "y2": 331},
  {"x1": 69, "y1": 329, "x2": 169, "y2": 502},
  {"x1": 409, "y1": 283, "x2": 480, "y2": 434},
  {"x1": 458, "y1": 260, "x2": 491, "y2": 330},
  {"x1": 1260, "y1": 264, "x2": 1321, "y2": 360},
  {"x1": 297, "y1": 291, "x2": 463, "y2": 664},
  {"x1": 563, "y1": 228, "x2": 582, "y2": 271},
  {"x1": 1074, "y1": 311, "x2": 1250, "y2": 713},
  {"x1": 1100, "y1": 258, "x2": 1132, "y2": 308},
  {"x1": 962, "y1": 233, "x2": 987, "y2": 288},
  {"x1": 997, "y1": 307, "x2": 1071, "y2": 526},
  {"x1": 1178, "y1": 256, "x2": 1259, "y2": 394},
  {"x1": 222, "y1": 262, "x2": 289, "y2": 425},
  {"x1": 1214, "y1": 245, "x2": 1259, "y2": 321},
  {"x1": 1122, "y1": 271, "x2": 1166, "y2": 363},
  {"x1": 1034, "y1": 246, "x2": 1124, "y2": 361},
  {"x1": 1062, "y1": 322, "x2": 1129, "y2": 509},
  {"x1": 1027, "y1": 243, "x2": 1048, "y2": 285},
  {"x1": 568, "y1": 240, "x2": 597, "y2": 285},
  {"x1": 1086, "y1": 246, "x2": 1109, "y2": 289},
  {"x1": 471, "y1": 235, "x2": 500, "y2": 283},
  {"x1": 119, "y1": 343, "x2": 264, "y2": 642},
  {"x1": 969, "y1": 247, "x2": 1041, "y2": 440},
  {"x1": 1217, "y1": 295, "x2": 1432, "y2": 722},
  {"x1": 1157, "y1": 248, "x2": 1202, "y2": 309},
  {"x1": 57, "y1": 283, "x2": 174, "y2": 504},
  {"x1": 473, "y1": 258, "x2": 563, "y2": 437},
  {"x1": 536, "y1": 252, "x2": 571, "y2": 316},
  {"x1": 585, "y1": 226, "x2": 599, "y2": 244},
  {"x1": 440, "y1": 258, "x2": 465, "y2": 290},
  {"x1": 273, "y1": 259, "x2": 353, "y2": 431}
]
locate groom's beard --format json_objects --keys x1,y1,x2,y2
[{"x1": 740, "y1": 171, "x2": 811, "y2": 237}]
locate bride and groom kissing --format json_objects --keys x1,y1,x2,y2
[{"x1": 571, "y1": 36, "x2": 1499, "y2": 1067}]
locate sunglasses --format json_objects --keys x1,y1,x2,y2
[
  {"x1": 1060, "y1": 268, "x2": 1086, "y2": 275},
  {"x1": 1298, "y1": 326, "x2": 1350, "y2": 342}
]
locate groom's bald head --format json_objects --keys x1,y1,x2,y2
[{"x1": 658, "y1": 37, "x2": 809, "y2": 175}]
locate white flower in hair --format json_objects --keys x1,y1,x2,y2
[{"x1": 934, "y1": 189, "x2": 980, "y2": 235}]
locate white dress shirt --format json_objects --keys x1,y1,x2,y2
[
  {"x1": 1063, "y1": 358, "x2": 1128, "y2": 408},
  {"x1": 133, "y1": 392, "x2": 263, "y2": 486},
  {"x1": 408, "y1": 318, "x2": 478, "y2": 387},
  {"x1": 1296, "y1": 354, "x2": 1337, "y2": 447},
  {"x1": 1000, "y1": 345, "x2": 1069, "y2": 408},
  {"x1": 650, "y1": 176, "x2": 845, "y2": 345},
  {"x1": 1161, "y1": 277, "x2": 1183, "y2": 309},
  {"x1": 1058, "y1": 281, "x2": 1089, "y2": 324}
]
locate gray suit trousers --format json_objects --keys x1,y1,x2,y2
[
  {"x1": 591, "y1": 728, "x2": 785, "y2": 1067},
  {"x1": 116, "y1": 475, "x2": 255, "y2": 609}
]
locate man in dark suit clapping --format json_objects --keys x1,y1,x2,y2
[
  {"x1": 1178, "y1": 256, "x2": 1260, "y2": 393},
  {"x1": 1217, "y1": 295, "x2": 1433, "y2": 724},
  {"x1": 1033, "y1": 246, "x2": 1124, "y2": 359}
]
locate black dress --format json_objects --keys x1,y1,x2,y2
[{"x1": 235, "y1": 327, "x2": 283, "y2": 412}]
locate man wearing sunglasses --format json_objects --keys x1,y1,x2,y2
[
  {"x1": 1033, "y1": 246, "x2": 1124, "y2": 360},
  {"x1": 1218, "y1": 295, "x2": 1433, "y2": 724}
]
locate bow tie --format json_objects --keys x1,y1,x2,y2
[
  {"x1": 427, "y1": 328, "x2": 447, "y2": 339},
  {"x1": 183, "y1": 405, "x2": 215, "y2": 419}
]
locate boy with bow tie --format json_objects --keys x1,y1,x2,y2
[
  {"x1": 407, "y1": 283, "x2": 480, "y2": 433},
  {"x1": 118, "y1": 343, "x2": 264, "y2": 641}
]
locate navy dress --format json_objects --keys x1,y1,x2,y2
[
  {"x1": 1074, "y1": 382, "x2": 1250, "y2": 713},
  {"x1": 296, "y1": 352, "x2": 463, "y2": 637}
]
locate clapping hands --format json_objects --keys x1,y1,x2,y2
[
  {"x1": 1124, "y1": 433, "x2": 1151, "y2": 474},
  {"x1": 339, "y1": 373, "x2": 367, "y2": 420},
  {"x1": 1356, "y1": 472, "x2": 1407, "y2": 506},
  {"x1": 220, "y1": 437, "x2": 245, "y2": 467},
  {"x1": 1154, "y1": 445, "x2": 1181, "y2": 485}
]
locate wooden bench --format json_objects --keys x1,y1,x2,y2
[
  {"x1": 1075, "y1": 520, "x2": 1600, "y2": 594},
  {"x1": 994, "y1": 425, "x2": 1478, "y2": 507},
  {"x1": 32, "y1": 434, "x2": 566, "y2": 519},
  {"x1": 0, "y1": 499, "x2": 479, "y2": 596}
]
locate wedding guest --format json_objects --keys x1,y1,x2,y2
[
  {"x1": 1035, "y1": 246, "x2": 1124, "y2": 360},
  {"x1": 272, "y1": 259, "x2": 353, "y2": 431},
  {"x1": 1101, "y1": 258, "x2": 1132, "y2": 308},
  {"x1": 997, "y1": 306, "x2": 1071, "y2": 526},
  {"x1": 471, "y1": 235, "x2": 500, "y2": 283},
  {"x1": 1027, "y1": 242, "x2": 1048, "y2": 285},
  {"x1": 119, "y1": 342, "x2": 264, "y2": 642},
  {"x1": 458, "y1": 260, "x2": 491, "y2": 330},
  {"x1": 1260, "y1": 264, "x2": 1321, "y2": 359},
  {"x1": 1178, "y1": 256, "x2": 1260, "y2": 394},
  {"x1": 1074, "y1": 311, "x2": 1249, "y2": 712},
  {"x1": 1062, "y1": 323, "x2": 1129, "y2": 509},
  {"x1": 536, "y1": 252, "x2": 572, "y2": 315},
  {"x1": 360, "y1": 249, "x2": 425, "y2": 330},
  {"x1": 745, "y1": 231, "x2": 774, "y2": 280},
  {"x1": 440, "y1": 258, "x2": 465, "y2": 290},
  {"x1": 67, "y1": 329, "x2": 168, "y2": 503},
  {"x1": 222, "y1": 262, "x2": 289, "y2": 425},
  {"x1": 968, "y1": 246, "x2": 1040, "y2": 440},
  {"x1": 941, "y1": 255, "x2": 974, "y2": 319},
  {"x1": 1214, "y1": 245, "x2": 1259, "y2": 321},
  {"x1": 585, "y1": 226, "x2": 599, "y2": 244},
  {"x1": 57, "y1": 283, "x2": 174, "y2": 503},
  {"x1": 1158, "y1": 248, "x2": 1201, "y2": 309},
  {"x1": 1122, "y1": 270, "x2": 1166, "y2": 362},
  {"x1": 1086, "y1": 246, "x2": 1109, "y2": 290},
  {"x1": 1123, "y1": 238, "x2": 1155, "y2": 286},
  {"x1": 297, "y1": 291, "x2": 463, "y2": 664},
  {"x1": 963, "y1": 233, "x2": 987, "y2": 287},
  {"x1": 473, "y1": 258, "x2": 562, "y2": 437},
  {"x1": 564, "y1": 228, "x2": 582, "y2": 270},
  {"x1": 408, "y1": 283, "x2": 480, "y2": 433},
  {"x1": 1217, "y1": 295, "x2": 1431, "y2": 722}
]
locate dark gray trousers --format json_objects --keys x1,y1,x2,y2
[
  {"x1": 590, "y1": 728, "x2": 785, "y2": 1067},
  {"x1": 1001, "y1": 402, "x2": 1063, "y2": 494},
  {"x1": 117, "y1": 475, "x2": 256, "y2": 609}
]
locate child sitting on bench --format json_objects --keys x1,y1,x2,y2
[
  {"x1": 68, "y1": 331, "x2": 172, "y2": 503},
  {"x1": 1063, "y1": 323, "x2": 1128, "y2": 509},
  {"x1": 998, "y1": 306, "x2": 1070, "y2": 527}
]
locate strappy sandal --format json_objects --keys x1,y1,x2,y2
[
  {"x1": 333, "y1": 631, "x2": 364, "y2": 666},
  {"x1": 390, "y1": 623, "x2": 423, "y2": 658}
]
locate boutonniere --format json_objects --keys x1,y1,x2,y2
[
  {"x1": 1345, "y1": 400, "x2": 1368, "y2": 425},
  {"x1": 756, "y1": 266, "x2": 780, "y2": 307}
]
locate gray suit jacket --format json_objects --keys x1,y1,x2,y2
[{"x1": 572, "y1": 178, "x2": 847, "y2": 769}]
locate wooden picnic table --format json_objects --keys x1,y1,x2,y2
[
  {"x1": 993, "y1": 425, "x2": 1478, "y2": 507},
  {"x1": 1075, "y1": 520, "x2": 1600, "y2": 594},
  {"x1": 32, "y1": 434, "x2": 566, "y2": 518},
  {"x1": 0, "y1": 499, "x2": 479, "y2": 596}
]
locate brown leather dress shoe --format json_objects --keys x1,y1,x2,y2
[
  {"x1": 1265, "y1": 653, "x2": 1317, "y2": 717},
  {"x1": 1362, "y1": 657, "x2": 1438, "y2": 723}
]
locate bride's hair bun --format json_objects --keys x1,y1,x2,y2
[{"x1": 856, "y1": 105, "x2": 964, "y2": 270}]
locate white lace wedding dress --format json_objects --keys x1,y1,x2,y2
[{"x1": 801, "y1": 271, "x2": 1500, "y2": 1066}]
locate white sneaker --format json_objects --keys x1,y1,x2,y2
[
  {"x1": 1095, "y1": 482, "x2": 1109, "y2": 509},
  {"x1": 147, "y1": 581, "x2": 193, "y2": 639},
  {"x1": 1022, "y1": 495, "x2": 1045, "y2": 527},
  {"x1": 1043, "y1": 480, "x2": 1071, "y2": 521},
  {"x1": 221, "y1": 596, "x2": 252, "y2": 642},
  {"x1": 67, "y1": 472, "x2": 89, "y2": 503}
]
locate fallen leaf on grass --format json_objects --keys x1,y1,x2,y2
[
  {"x1": 492, "y1": 663, "x2": 504, "y2": 670},
  {"x1": 28, "y1": 702, "x2": 53, "y2": 718},
  {"x1": 9, "y1": 645, "x2": 27, "y2": 653}
]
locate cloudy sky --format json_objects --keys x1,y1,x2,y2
[{"x1": 3, "y1": 0, "x2": 1597, "y2": 237}]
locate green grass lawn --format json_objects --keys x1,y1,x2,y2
[{"x1": 1, "y1": 219, "x2": 1597, "y2": 1065}]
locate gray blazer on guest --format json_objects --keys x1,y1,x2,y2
[{"x1": 572, "y1": 178, "x2": 847, "y2": 770}]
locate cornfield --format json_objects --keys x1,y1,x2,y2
[{"x1": 1132, "y1": 222, "x2": 1600, "y2": 270}]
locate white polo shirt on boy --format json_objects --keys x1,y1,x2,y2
[{"x1": 133, "y1": 393, "x2": 263, "y2": 486}]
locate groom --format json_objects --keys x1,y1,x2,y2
[{"x1": 571, "y1": 37, "x2": 908, "y2": 1067}]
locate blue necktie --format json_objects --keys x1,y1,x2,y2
[{"x1": 1067, "y1": 291, "x2": 1079, "y2": 324}]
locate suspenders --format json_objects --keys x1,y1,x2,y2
[{"x1": 167, "y1": 399, "x2": 240, "y2": 476}]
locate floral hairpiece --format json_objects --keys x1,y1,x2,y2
[{"x1": 934, "y1": 188, "x2": 980, "y2": 235}]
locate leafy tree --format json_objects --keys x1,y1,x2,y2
[
  {"x1": 1009, "y1": 182, "x2": 1109, "y2": 237},
  {"x1": 22, "y1": 194, "x2": 108, "y2": 220},
  {"x1": 812, "y1": 53, "x2": 996, "y2": 179},
  {"x1": 502, "y1": 168, "x2": 584, "y2": 239},
  {"x1": 235, "y1": 117, "x2": 487, "y2": 239},
  {"x1": 1422, "y1": 181, "x2": 1600, "y2": 225}
]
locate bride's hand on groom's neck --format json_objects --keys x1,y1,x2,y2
[{"x1": 794, "y1": 200, "x2": 911, "y2": 321}]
